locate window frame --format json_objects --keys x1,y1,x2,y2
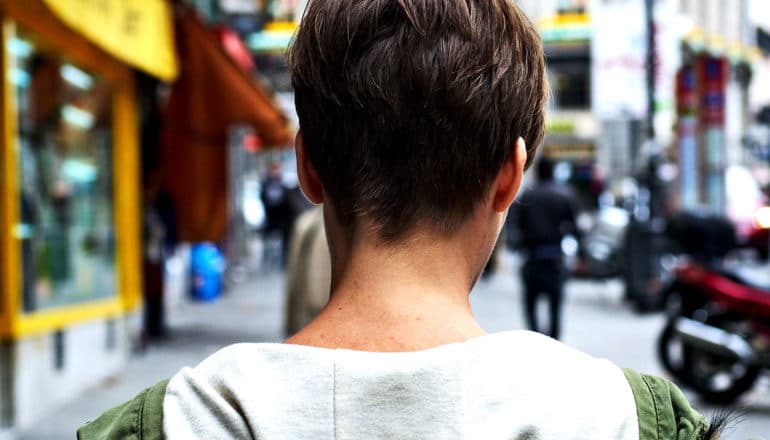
[{"x1": 0, "y1": 11, "x2": 141, "y2": 339}]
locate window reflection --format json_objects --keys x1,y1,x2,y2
[{"x1": 13, "y1": 25, "x2": 116, "y2": 312}]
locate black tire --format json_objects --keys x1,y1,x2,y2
[
  {"x1": 656, "y1": 320, "x2": 694, "y2": 385},
  {"x1": 656, "y1": 289, "x2": 692, "y2": 382},
  {"x1": 681, "y1": 316, "x2": 760, "y2": 405},
  {"x1": 684, "y1": 346, "x2": 760, "y2": 404}
]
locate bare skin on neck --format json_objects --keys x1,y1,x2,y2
[
  {"x1": 286, "y1": 213, "x2": 492, "y2": 352},
  {"x1": 285, "y1": 136, "x2": 527, "y2": 352}
]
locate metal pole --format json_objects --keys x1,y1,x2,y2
[{"x1": 623, "y1": 0, "x2": 663, "y2": 312}]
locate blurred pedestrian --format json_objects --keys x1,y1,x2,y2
[
  {"x1": 81, "y1": 1, "x2": 721, "y2": 438},
  {"x1": 142, "y1": 171, "x2": 177, "y2": 341},
  {"x1": 284, "y1": 205, "x2": 330, "y2": 335},
  {"x1": 516, "y1": 157, "x2": 579, "y2": 340},
  {"x1": 260, "y1": 161, "x2": 292, "y2": 266}
]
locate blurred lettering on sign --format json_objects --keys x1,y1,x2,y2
[
  {"x1": 544, "y1": 141, "x2": 596, "y2": 160},
  {"x1": 591, "y1": 0, "x2": 681, "y2": 125},
  {"x1": 545, "y1": 118, "x2": 576, "y2": 135},
  {"x1": 675, "y1": 68, "x2": 697, "y2": 117},
  {"x1": 43, "y1": 0, "x2": 178, "y2": 80},
  {"x1": 591, "y1": 0, "x2": 646, "y2": 118}
]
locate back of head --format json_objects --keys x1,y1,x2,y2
[{"x1": 289, "y1": 0, "x2": 547, "y2": 241}]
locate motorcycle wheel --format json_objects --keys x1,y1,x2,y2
[
  {"x1": 657, "y1": 291, "x2": 694, "y2": 383},
  {"x1": 657, "y1": 320, "x2": 694, "y2": 385},
  {"x1": 681, "y1": 316, "x2": 760, "y2": 405}
]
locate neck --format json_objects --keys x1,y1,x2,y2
[{"x1": 286, "y1": 222, "x2": 495, "y2": 352}]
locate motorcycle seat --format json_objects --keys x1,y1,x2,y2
[
  {"x1": 707, "y1": 269, "x2": 770, "y2": 316},
  {"x1": 714, "y1": 269, "x2": 770, "y2": 293}
]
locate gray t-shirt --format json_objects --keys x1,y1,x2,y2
[{"x1": 164, "y1": 331, "x2": 639, "y2": 439}]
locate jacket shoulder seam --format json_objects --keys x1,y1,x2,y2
[{"x1": 640, "y1": 374, "x2": 662, "y2": 440}]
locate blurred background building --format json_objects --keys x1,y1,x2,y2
[
  {"x1": 515, "y1": 0, "x2": 770, "y2": 215},
  {"x1": 0, "y1": 0, "x2": 768, "y2": 438},
  {"x1": 0, "y1": 0, "x2": 292, "y2": 434},
  {"x1": 509, "y1": 0, "x2": 770, "y2": 309},
  {"x1": 0, "y1": 0, "x2": 170, "y2": 429}
]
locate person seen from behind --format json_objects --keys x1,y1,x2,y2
[
  {"x1": 515, "y1": 157, "x2": 578, "y2": 340},
  {"x1": 80, "y1": 0, "x2": 727, "y2": 438},
  {"x1": 261, "y1": 160, "x2": 292, "y2": 266},
  {"x1": 284, "y1": 205, "x2": 331, "y2": 336}
]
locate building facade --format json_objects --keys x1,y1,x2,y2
[
  {"x1": 0, "y1": 0, "x2": 176, "y2": 435},
  {"x1": 517, "y1": 0, "x2": 762, "y2": 213}
]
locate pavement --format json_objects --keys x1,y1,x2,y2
[{"x1": 18, "y1": 252, "x2": 770, "y2": 439}]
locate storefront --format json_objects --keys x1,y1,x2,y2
[
  {"x1": 535, "y1": 10, "x2": 603, "y2": 210},
  {"x1": 0, "y1": 0, "x2": 176, "y2": 431},
  {"x1": 674, "y1": 28, "x2": 761, "y2": 214}
]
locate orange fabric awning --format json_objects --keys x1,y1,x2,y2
[
  {"x1": 162, "y1": 5, "x2": 292, "y2": 242},
  {"x1": 163, "y1": 5, "x2": 292, "y2": 147}
]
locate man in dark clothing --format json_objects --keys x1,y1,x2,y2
[
  {"x1": 516, "y1": 158, "x2": 579, "y2": 340},
  {"x1": 261, "y1": 161, "x2": 292, "y2": 266}
]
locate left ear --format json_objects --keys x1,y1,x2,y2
[{"x1": 492, "y1": 137, "x2": 527, "y2": 212}]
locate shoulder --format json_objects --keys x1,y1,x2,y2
[
  {"x1": 465, "y1": 331, "x2": 640, "y2": 438},
  {"x1": 478, "y1": 332, "x2": 710, "y2": 439},
  {"x1": 476, "y1": 330, "x2": 618, "y2": 374},
  {"x1": 163, "y1": 343, "x2": 335, "y2": 437},
  {"x1": 78, "y1": 343, "x2": 333, "y2": 439},
  {"x1": 622, "y1": 368, "x2": 710, "y2": 439},
  {"x1": 78, "y1": 379, "x2": 168, "y2": 440}
]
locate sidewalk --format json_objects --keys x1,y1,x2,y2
[{"x1": 18, "y1": 270, "x2": 287, "y2": 440}]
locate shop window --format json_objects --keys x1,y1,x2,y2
[
  {"x1": 546, "y1": 45, "x2": 591, "y2": 110},
  {"x1": 10, "y1": 25, "x2": 117, "y2": 312}
]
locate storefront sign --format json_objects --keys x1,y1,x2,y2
[
  {"x1": 694, "y1": 55, "x2": 728, "y2": 212},
  {"x1": 590, "y1": 0, "x2": 645, "y2": 119},
  {"x1": 544, "y1": 140, "x2": 596, "y2": 160},
  {"x1": 675, "y1": 66, "x2": 698, "y2": 209},
  {"x1": 591, "y1": 0, "x2": 681, "y2": 129},
  {"x1": 696, "y1": 56, "x2": 728, "y2": 127},
  {"x1": 43, "y1": 0, "x2": 178, "y2": 80}
]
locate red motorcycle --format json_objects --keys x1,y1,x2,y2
[{"x1": 657, "y1": 261, "x2": 770, "y2": 403}]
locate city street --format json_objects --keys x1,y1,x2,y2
[{"x1": 19, "y1": 252, "x2": 770, "y2": 439}]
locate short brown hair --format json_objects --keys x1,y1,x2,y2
[{"x1": 289, "y1": 0, "x2": 547, "y2": 241}]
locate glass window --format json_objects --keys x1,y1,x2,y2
[
  {"x1": 546, "y1": 45, "x2": 591, "y2": 110},
  {"x1": 11, "y1": 25, "x2": 117, "y2": 312}
]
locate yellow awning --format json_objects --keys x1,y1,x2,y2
[{"x1": 42, "y1": 0, "x2": 178, "y2": 81}]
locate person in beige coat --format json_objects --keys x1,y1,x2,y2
[{"x1": 284, "y1": 205, "x2": 331, "y2": 336}]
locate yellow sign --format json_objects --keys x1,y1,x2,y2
[
  {"x1": 544, "y1": 142, "x2": 595, "y2": 160},
  {"x1": 43, "y1": 0, "x2": 178, "y2": 81}
]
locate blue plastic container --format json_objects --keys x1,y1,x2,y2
[{"x1": 190, "y1": 243, "x2": 225, "y2": 302}]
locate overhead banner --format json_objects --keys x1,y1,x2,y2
[
  {"x1": 590, "y1": 0, "x2": 646, "y2": 119},
  {"x1": 43, "y1": 0, "x2": 178, "y2": 81},
  {"x1": 591, "y1": 0, "x2": 681, "y2": 119}
]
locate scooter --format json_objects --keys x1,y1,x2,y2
[
  {"x1": 572, "y1": 206, "x2": 629, "y2": 280},
  {"x1": 657, "y1": 260, "x2": 770, "y2": 404}
]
